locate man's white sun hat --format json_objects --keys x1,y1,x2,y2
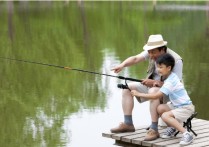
[{"x1": 143, "y1": 34, "x2": 167, "y2": 51}]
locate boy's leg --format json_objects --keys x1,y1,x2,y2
[
  {"x1": 161, "y1": 105, "x2": 195, "y2": 145},
  {"x1": 161, "y1": 104, "x2": 195, "y2": 132},
  {"x1": 157, "y1": 104, "x2": 177, "y2": 139},
  {"x1": 161, "y1": 111, "x2": 186, "y2": 132}
]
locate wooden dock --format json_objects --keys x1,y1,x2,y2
[{"x1": 102, "y1": 118, "x2": 209, "y2": 147}]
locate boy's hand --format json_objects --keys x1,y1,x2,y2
[{"x1": 131, "y1": 90, "x2": 141, "y2": 97}]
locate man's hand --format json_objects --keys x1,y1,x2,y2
[
  {"x1": 141, "y1": 79, "x2": 155, "y2": 87},
  {"x1": 153, "y1": 81, "x2": 163, "y2": 87},
  {"x1": 111, "y1": 64, "x2": 124, "y2": 73}
]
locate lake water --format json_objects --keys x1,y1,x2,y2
[{"x1": 0, "y1": 1, "x2": 209, "y2": 147}]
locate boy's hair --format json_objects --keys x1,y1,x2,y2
[{"x1": 156, "y1": 53, "x2": 175, "y2": 70}]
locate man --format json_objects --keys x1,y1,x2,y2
[{"x1": 111, "y1": 34, "x2": 183, "y2": 141}]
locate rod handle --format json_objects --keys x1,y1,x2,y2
[{"x1": 118, "y1": 76, "x2": 142, "y2": 82}]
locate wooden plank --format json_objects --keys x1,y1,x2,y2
[
  {"x1": 137, "y1": 130, "x2": 167, "y2": 147},
  {"x1": 102, "y1": 119, "x2": 208, "y2": 139},
  {"x1": 142, "y1": 136, "x2": 182, "y2": 147},
  {"x1": 167, "y1": 132, "x2": 209, "y2": 147},
  {"x1": 191, "y1": 118, "x2": 206, "y2": 124},
  {"x1": 186, "y1": 137, "x2": 209, "y2": 147},
  {"x1": 102, "y1": 119, "x2": 209, "y2": 147},
  {"x1": 193, "y1": 123, "x2": 209, "y2": 131},
  {"x1": 131, "y1": 121, "x2": 209, "y2": 146},
  {"x1": 102, "y1": 125, "x2": 148, "y2": 139},
  {"x1": 115, "y1": 140, "x2": 139, "y2": 147},
  {"x1": 131, "y1": 135, "x2": 145, "y2": 145},
  {"x1": 124, "y1": 127, "x2": 166, "y2": 143},
  {"x1": 102, "y1": 132, "x2": 113, "y2": 138},
  {"x1": 141, "y1": 125, "x2": 209, "y2": 147},
  {"x1": 111, "y1": 126, "x2": 149, "y2": 140},
  {"x1": 191, "y1": 120, "x2": 209, "y2": 127},
  {"x1": 154, "y1": 129, "x2": 209, "y2": 147},
  {"x1": 154, "y1": 137, "x2": 181, "y2": 147},
  {"x1": 193, "y1": 127, "x2": 209, "y2": 134},
  {"x1": 130, "y1": 127, "x2": 168, "y2": 146},
  {"x1": 122, "y1": 133, "x2": 146, "y2": 143}
]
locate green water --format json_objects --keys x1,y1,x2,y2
[{"x1": 0, "y1": 1, "x2": 209, "y2": 147}]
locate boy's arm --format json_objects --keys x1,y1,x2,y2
[{"x1": 131, "y1": 90, "x2": 164, "y2": 99}]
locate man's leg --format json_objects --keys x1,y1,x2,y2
[
  {"x1": 122, "y1": 88, "x2": 134, "y2": 125},
  {"x1": 110, "y1": 82, "x2": 148, "y2": 133},
  {"x1": 149, "y1": 87, "x2": 161, "y2": 131}
]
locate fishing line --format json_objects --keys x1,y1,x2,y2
[{"x1": 0, "y1": 57, "x2": 142, "y2": 83}]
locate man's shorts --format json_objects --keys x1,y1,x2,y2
[
  {"x1": 130, "y1": 82, "x2": 169, "y2": 103},
  {"x1": 167, "y1": 103, "x2": 195, "y2": 122}
]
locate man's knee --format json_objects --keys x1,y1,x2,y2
[
  {"x1": 122, "y1": 89, "x2": 132, "y2": 97},
  {"x1": 157, "y1": 104, "x2": 165, "y2": 115},
  {"x1": 148, "y1": 87, "x2": 160, "y2": 94},
  {"x1": 150, "y1": 99, "x2": 160, "y2": 106},
  {"x1": 149, "y1": 88, "x2": 160, "y2": 104},
  {"x1": 127, "y1": 82, "x2": 138, "y2": 90}
]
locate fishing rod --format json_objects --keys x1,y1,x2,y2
[{"x1": 0, "y1": 57, "x2": 143, "y2": 84}]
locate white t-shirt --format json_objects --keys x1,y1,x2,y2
[
  {"x1": 140, "y1": 50, "x2": 183, "y2": 81},
  {"x1": 160, "y1": 72, "x2": 192, "y2": 108}
]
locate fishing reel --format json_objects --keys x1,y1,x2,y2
[
  {"x1": 117, "y1": 79, "x2": 130, "y2": 91},
  {"x1": 117, "y1": 83, "x2": 129, "y2": 89}
]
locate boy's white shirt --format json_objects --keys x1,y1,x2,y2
[{"x1": 160, "y1": 72, "x2": 192, "y2": 107}]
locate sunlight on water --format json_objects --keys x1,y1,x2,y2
[{"x1": 62, "y1": 51, "x2": 151, "y2": 147}]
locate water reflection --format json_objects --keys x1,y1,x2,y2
[{"x1": 64, "y1": 52, "x2": 150, "y2": 146}]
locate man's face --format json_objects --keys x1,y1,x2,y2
[{"x1": 148, "y1": 48, "x2": 164, "y2": 61}]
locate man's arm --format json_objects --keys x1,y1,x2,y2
[
  {"x1": 111, "y1": 53, "x2": 145, "y2": 73},
  {"x1": 131, "y1": 90, "x2": 164, "y2": 99}
]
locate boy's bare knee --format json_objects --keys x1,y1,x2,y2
[{"x1": 161, "y1": 112, "x2": 169, "y2": 120}]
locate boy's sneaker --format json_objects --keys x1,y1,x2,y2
[
  {"x1": 179, "y1": 131, "x2": 194, "y2": 146},
  {"x1": 161, "y1": 127, "x2": 176, "y2": 139}
]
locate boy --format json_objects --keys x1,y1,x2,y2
[{"x1": 131, "y1": 53, "x2": 195, "y2": 145}]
